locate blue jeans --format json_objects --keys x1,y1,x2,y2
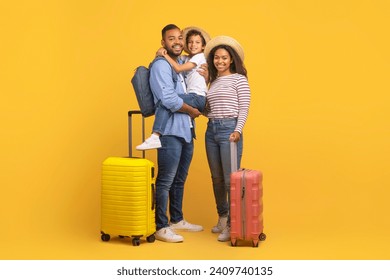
[
  {"x1": 153, "y1": 93, "x2": 206, "y2": 135},
  {"x1": 205, "y1": 118, "x2": 243, "y2": 223},
  {"x1": 155, "y1": 135, "x2": 194, "y2": 230}
]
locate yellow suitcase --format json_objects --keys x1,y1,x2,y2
[{"x1": 100, "y1": 111, "x2": 156, "y2": 246}]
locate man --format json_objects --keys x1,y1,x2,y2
[{"x1": 150, "y1": 24, "x2": 203, "y2": 243}]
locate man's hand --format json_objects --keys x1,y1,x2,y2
[
  {"x1": 179, "y1": 103, "x2": 201, "y2": 118},
  {"x1": 188, "y1": 107, "x2": 201, "y2": 119}
]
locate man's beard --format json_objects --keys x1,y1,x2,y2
[{"x1": 166, "y1": 46, "x2": 182, "y2": 57}]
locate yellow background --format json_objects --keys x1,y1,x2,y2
[{"x1": 1, "y1": 0, "x2": 389, "y2": 259}]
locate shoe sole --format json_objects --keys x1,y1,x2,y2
[
  {"x1": 217, "y1": 237, "x2": 231, "y2": 242},
  {"x1": 136, "y1": 145, "x2": 162, "y2": 151},
  {"x1": 155, "y1": 236, "x2": 184, "y2": 243}
]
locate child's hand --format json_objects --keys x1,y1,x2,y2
[
  {"x1": 197, "y1": 63, "x2": 209, "y2": 84},
  {"x1": 156, "y1": 47, "x2": 167, "y2": 57}
]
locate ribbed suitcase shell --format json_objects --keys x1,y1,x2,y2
[
  {"x1": 230, "y1": 169, "x2": 265, "y2": 247},
  {"x1": 101, "y1": 156, "x2": 155, "y2": 245}
]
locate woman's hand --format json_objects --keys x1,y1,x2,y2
[{"x1": 229, "y1": 131, "x2": 241, "y2": 143}]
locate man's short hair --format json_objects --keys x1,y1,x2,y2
[{"x1": 162, "y1": 24, "x2": 180, "y2": 38}]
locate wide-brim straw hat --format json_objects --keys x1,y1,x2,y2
[
  {"x1": 204, "y1": 35, "x2": 245, "y2": 62},
  {"x1": 182, "y1": 26, "x2": 211, "y2": 54}
]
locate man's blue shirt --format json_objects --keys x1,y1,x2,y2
[{"x1": 149, "y1": 58, "x2": 193, "y2": 143}]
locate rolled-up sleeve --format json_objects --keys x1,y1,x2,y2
[{"x1": 150, "y1": 59, "x2": 183, "y2": 112}]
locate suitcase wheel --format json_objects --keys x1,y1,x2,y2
[
  {"x1": 101, "y1": 233, "x2": 111, "y2": 242},
  {"x1": 132, "y1": 238, "x2": 141, "y2": 246},
  {"x1": 146, "y1": 234, "x2": 156, "y2": 243},
  {"x1": 259, "y1": 233, "x2": 267, "y2": 241},
  {"x1": 231, "y1": 239, "x2": 237, "y2": 247}
]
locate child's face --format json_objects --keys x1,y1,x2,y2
[{"x1": 187, "y1": 35, "x2": 204, "y2": 55}]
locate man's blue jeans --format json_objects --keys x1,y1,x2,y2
[
  {"x1": 155, "y1": 135, "x2": 194, "y2": 230},
  {"x1": 205, "y1": 118, "x2": 243, "y2": 222},
  {"x1": 153, "y1": 93, "x2": 206, "y2": 135}
]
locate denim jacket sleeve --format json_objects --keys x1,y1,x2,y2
[{"x1": 149, "y1": 59, "x2": 184, "y2": 112}]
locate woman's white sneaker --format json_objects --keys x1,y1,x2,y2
[
  {"x1": 217, "y1": 226, "x2": 231, "y2": 242},
  {"x1": 211, "y1": 216, "x2": 228, "y2": 233}
]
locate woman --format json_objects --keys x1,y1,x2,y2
[{"x1": 203, "y1": 36, "x2": 251, "y2": 242}]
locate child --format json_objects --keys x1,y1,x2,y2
[{"x1": 136, "y1": 26, "x2": 210, "y2": 150}]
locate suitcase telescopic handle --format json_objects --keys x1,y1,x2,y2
[
  {"x1": 230, "y1": 141, "x2": 238, "y2": 173},
  {"x1": 128, "y1": 110, "x2": 145, "y2": 158},
  {"x1": 231, "y1": 141, "x2": 246, "y2": 198}
]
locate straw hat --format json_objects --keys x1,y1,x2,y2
[
  {"x1": 182, "y1": 26, "x2": 211, "y2": 54},
  {"x1": 204, "y1": 35, "x2": 245, "y2": 62}
]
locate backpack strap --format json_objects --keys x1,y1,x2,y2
[{"x1": 149, "y1": 57, "x2": 178, "y2": 88}]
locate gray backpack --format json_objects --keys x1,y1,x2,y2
[{"x1": 131, "y1": 57, "x2": 177, "y2": 117}]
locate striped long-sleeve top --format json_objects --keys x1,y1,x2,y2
[{"x1": 206, "y1": 73, "x2": 251, "y2": 134}]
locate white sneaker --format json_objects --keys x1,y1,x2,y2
[
  {"x1": 211, "y1": 216, "x2": 228, "y2": 233},
  {"x1": 155, "y1": 227, "x2": 184, "y2": 243},
  {"x1": 169, "y1": 219, "x2": 203, "y2": 232},
  {"x1": 217, "y1": 226, "x2": 231, "y2": 242},
  {"x1": 136, "y1": 135, "x2": 161, "y2": 150}
]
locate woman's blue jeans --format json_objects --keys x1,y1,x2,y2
[
  {"x1": 205, "y1": 118, "x2": 243, "y2": 222},
  {"x1": 155, "y1": 135, "x2": 194, "y2": 230}
]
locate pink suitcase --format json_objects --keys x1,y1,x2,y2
[{"x1": 230, "y1": 142, "x2": 266, "y2": 247}]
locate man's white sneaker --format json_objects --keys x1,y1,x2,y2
[
  {"x1": 155, "y1": 227, "x2": 184, "y2": 243},
  {"x1": 217, "y1": 226, "x2": 231, "y2": 242},
  {"x1": 169, "y1": 219, "x2": 203, "y2": 232},
  {"x1": 211, "y1": 216, "x2": 228, "y2": 233},
  {"x1": 136, "y1": 135, "x2": 161, "y2": 150}
]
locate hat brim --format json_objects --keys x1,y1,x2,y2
[
  {"x1": 182, "y1": 26, "x2": 211, "y2": 54},
  {"x1": 204, "y1": 35, "x2": 245, "y2": 62}
]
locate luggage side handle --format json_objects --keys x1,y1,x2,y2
[
  {"x1": 151, "y1": 183, "x2": 155, "y2": 210},
  {"x1": 151, "y1": 166, "x2": 155, "y2": 210}
]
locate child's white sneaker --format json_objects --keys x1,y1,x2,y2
[{"x1": 136, "y1": 135, "x2": 161, "y2": 150}]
